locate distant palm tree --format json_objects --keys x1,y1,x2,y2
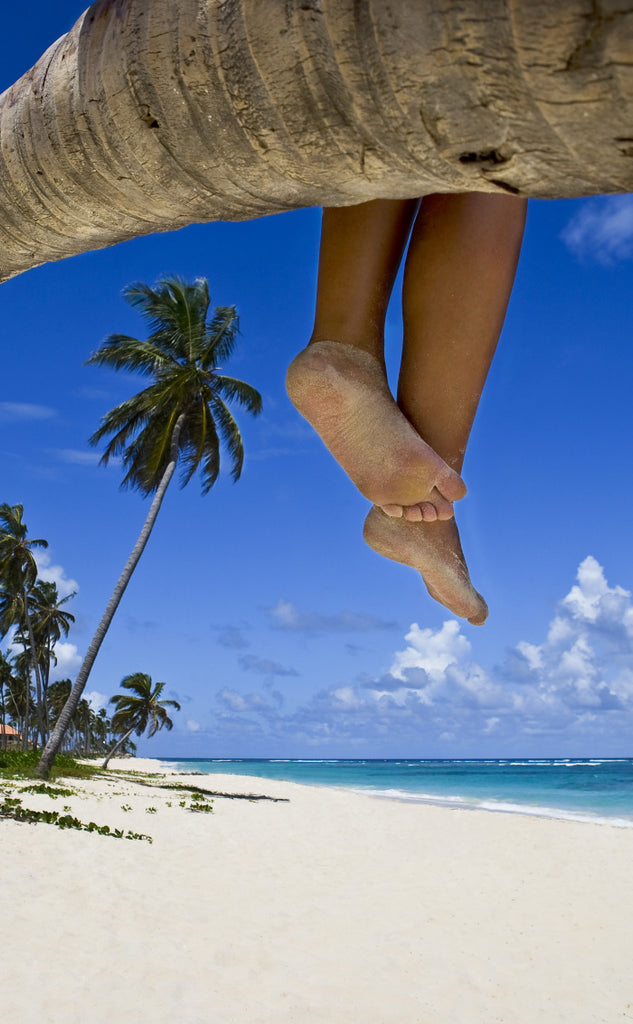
[
  {"x1": 102, "y1": 673, "x2": 180, "y2": 769},
  {"x1": 0, "y1": 504, "x2": 48, "y2": 750},
  {"x1": 29, "y1": 580, "x2": 75, "y2": 746},
  {"x1": 37, "y1": 277, "x2": 261, "y2": 778},
  {"x1": 0, "y1": 650, "x2": 13, "y2": 750}
]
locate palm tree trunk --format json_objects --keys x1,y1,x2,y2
[
  {"x1": 42, "y1": 639, "x2": 52, "y2": 746},
  {"x1": 1, "y1": 0, "x2": 633, "y2": 284},
  {"x1": 36, "y1": 415, "x2": 185, "y2": 779},
  {"x1": 0, "y1": 680, "x2": 6, "y2": 751},
  {"x1": 22, "y1": 598, "x2": 46, "y2": 751},
  {"x1": 101, "y1": 727, "x2": 136, "y2": 770}
]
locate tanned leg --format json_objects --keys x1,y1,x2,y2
[
  {"x1": 364, "y1": 192, "x2": 527, "y2": 624},
  {"x1": 286, "y1": 199, "x2": 467, "y2": 521}
]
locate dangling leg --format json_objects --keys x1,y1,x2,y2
[
  {"x1": 286, "y1": 199, "x2": 466, "y2": 520},
  {"x1": 364, "y1": 192, "x2": 527, "y2": 624}
]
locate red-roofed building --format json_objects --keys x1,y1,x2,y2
[{"x1": 0, "y1": 724, "x2": 22, "y2": 748}]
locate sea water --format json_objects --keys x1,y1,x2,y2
[{"x1": 159, "y1": 757, "x2": 633, "y2": 827}]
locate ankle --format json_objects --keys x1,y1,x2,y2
[{"x1": 309, "y1": 329, "x2": 384, "y2": 363}]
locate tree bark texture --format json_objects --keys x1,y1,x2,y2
[{"x1": 1, "y1": 0, "x2": 632, "y2": 283}]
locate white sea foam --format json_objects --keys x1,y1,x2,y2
[{"x1": 348, "y1": 787, "x2": 633, "y2": 828}]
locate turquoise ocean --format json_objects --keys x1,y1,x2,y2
[{"x1": 159, "y1": 757, "x2": 633, "y2": 827}]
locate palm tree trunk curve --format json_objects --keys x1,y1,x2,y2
[
  {"x1": 35, "y1": 416, "x2": 185, "y2": 778},
  {"x1": 102, "y1": 727, "x2": 135, "y2": 770},
  {"x1": 1, "y1": 0, "x2": 632, "y2": 284}
]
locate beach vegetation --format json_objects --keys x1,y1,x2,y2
[
  {"x1": 36, "y1": 276, "x2": 262, "y2": 778},
  {"x1": 20, "y1": 783, "x2": 77, "y2": 798},
  {"x1": 102, "y1": 672, "x2": 181, "y2": 769},
  {"x1": 0, "y1": 748, "x2": 96, "y2": 781},
  {"x1": 0, "y1": 793, "x2": 152, "y2": 842},
  {"x1": 188, "y1": 792, "x2": 214, "y2": 813}
]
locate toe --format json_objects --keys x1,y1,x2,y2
[
  {"x1": 467, "y1": 594, "x2": 489, "y2": 626},
  {"x1": 432, "y1": 494, "x2": 454, "y2": 521},
  {"x1": 437, "y1": 465, "x2": 467, "y2": 503},
  {"x1": 418, "y1": 503, "x2": 438, "y2": 522},
  {"x1": 381, "y1": 504, "x2": 404, "y2": 518},
  {"x1": 404, "y1": 504, "x2": 423, "y2": 522}
]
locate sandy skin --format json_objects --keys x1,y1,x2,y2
[
  {"x1": 286, "y1": 340, "x2": 466, "y2": 521},
  {"x1": 363, "y1": 504, "x2": 488, "y2": 625}
]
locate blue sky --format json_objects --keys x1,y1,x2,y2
[{"x1": 2, "y1": 2, "x2": 633, "y2": 758}]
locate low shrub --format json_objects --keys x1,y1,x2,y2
[{"x1": 0, "y1": 749, "x2": 97, "y2": 781}]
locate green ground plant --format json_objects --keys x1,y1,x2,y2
[
  {"x1": 20, "y1": 783, "x2": 77, "y2": 798},
  {"x1": 0, "y1": 749, "x2": 96, "y2": 781},
  {"x1": 189, "y1": 792, "x2": 214, "y2": 813},
  {"x1": 0, "y1": 793, "x2": 152, "y2": 842}
]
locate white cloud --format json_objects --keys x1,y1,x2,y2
[
  {"x1": 217, "y1": 688, "x2": 275, "y2": 713},
  {"x1": 52, "y1": 449, "x2": 102, "y2": 466},
  {"x1": 49, "y1": 642, "x2": 82, "y2": 681},
  {"x1": 85, "y1": 690, "x2": 109, "y2": 713},
  {"x1": 186, "y1": 719, "x2": 201, "y2": 733},
  {"x1": 35, "y1": 551, "x2": 78, "y2": 598},
  {"x1": 51, "y1": 448, "x2": 122, "y2": 467},
  {"x1": 390, "y1": 620, "x2": 471, "y2": 682},
  {"x1": 561, "y1": 196, "x2": 633, "y2": 263},
  {"x1": 209, "y1": 556, "x2": 633, "y2": 753},
  {"x1": 0, "y1": 402, "x2": 56, "y2": 420}
]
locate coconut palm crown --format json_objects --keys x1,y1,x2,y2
[
  {"x1": 36, "y1": 277, "x2": 260, "y2": 778},
  {"x1": 87, "y1": 276, "x2": 262, "y2": 495},
  {"x1": 110, "y1": 672, "x2": 180, "y2": 738},
  {"x1": 102, "y1": 672, "x2": 180, "y2": 769}
]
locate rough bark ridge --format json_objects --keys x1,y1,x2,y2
[{"x1": 1, "y1": 0, "x2": 632, "y2": 283}]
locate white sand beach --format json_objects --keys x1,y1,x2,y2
[{"x1": 2, "y1": 757, "x2": 633, "y2": 1024}]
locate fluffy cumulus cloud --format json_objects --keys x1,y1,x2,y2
[
  {"x1": 561, "y1": 196, "x2": 633, "y2": 263},
  {"x1": 210, "y1": 557, "x2": 633, "y2": 754},
  {"x1": 35, "y1": 551, "x2": 79, "y2": 599},
  {"x1": 85, "y1": 690, "x2": 109, "y2": 713},
  {"x1": 49, "y1": 642, "x2": 82, "y2": 681}
]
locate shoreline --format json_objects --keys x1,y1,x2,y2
[
  {"x1": 142, "y1": 755, "x2": 633, "y2": 830},
  {"x1": 4, "y1": 757, "x2": 633, "y2": 1022}
]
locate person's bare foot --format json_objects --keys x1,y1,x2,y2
[
  {"x1": 286, "y1": 341, "x2": 466, "y2": 521},
  {"x1": 363, "y1": 505, "x2": 488, "y2": 625}
]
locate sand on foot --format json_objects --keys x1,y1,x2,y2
[{"x1": 286, "y1": 341, "x2": 466, "y2": 520}]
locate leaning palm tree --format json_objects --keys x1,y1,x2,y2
[
  {"x1": 36, "y1": 277, "x2": 261, "y2": 778},
  {"x1": 102, "y1": 673, "x2": 180, "y2": 769}
]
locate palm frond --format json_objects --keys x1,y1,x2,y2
[
  {"x1": 122, "y1": 278, "x2": 210, "y2": 362},
  {"x1": 214, "y1": 375, "x2": 263, "y2": 415},
  {"x1": 210, "y1": 397, "x2": 244, "y2": 481},
  {"x1": 86, "y1": 335, "x2": 177, "y2": 376},
  {"x1": 202, "y1": 306, "x2": 240, "y2": 367},
  {"x1": 177, "y1": 400, "x2": 221, "y2": 491}
]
